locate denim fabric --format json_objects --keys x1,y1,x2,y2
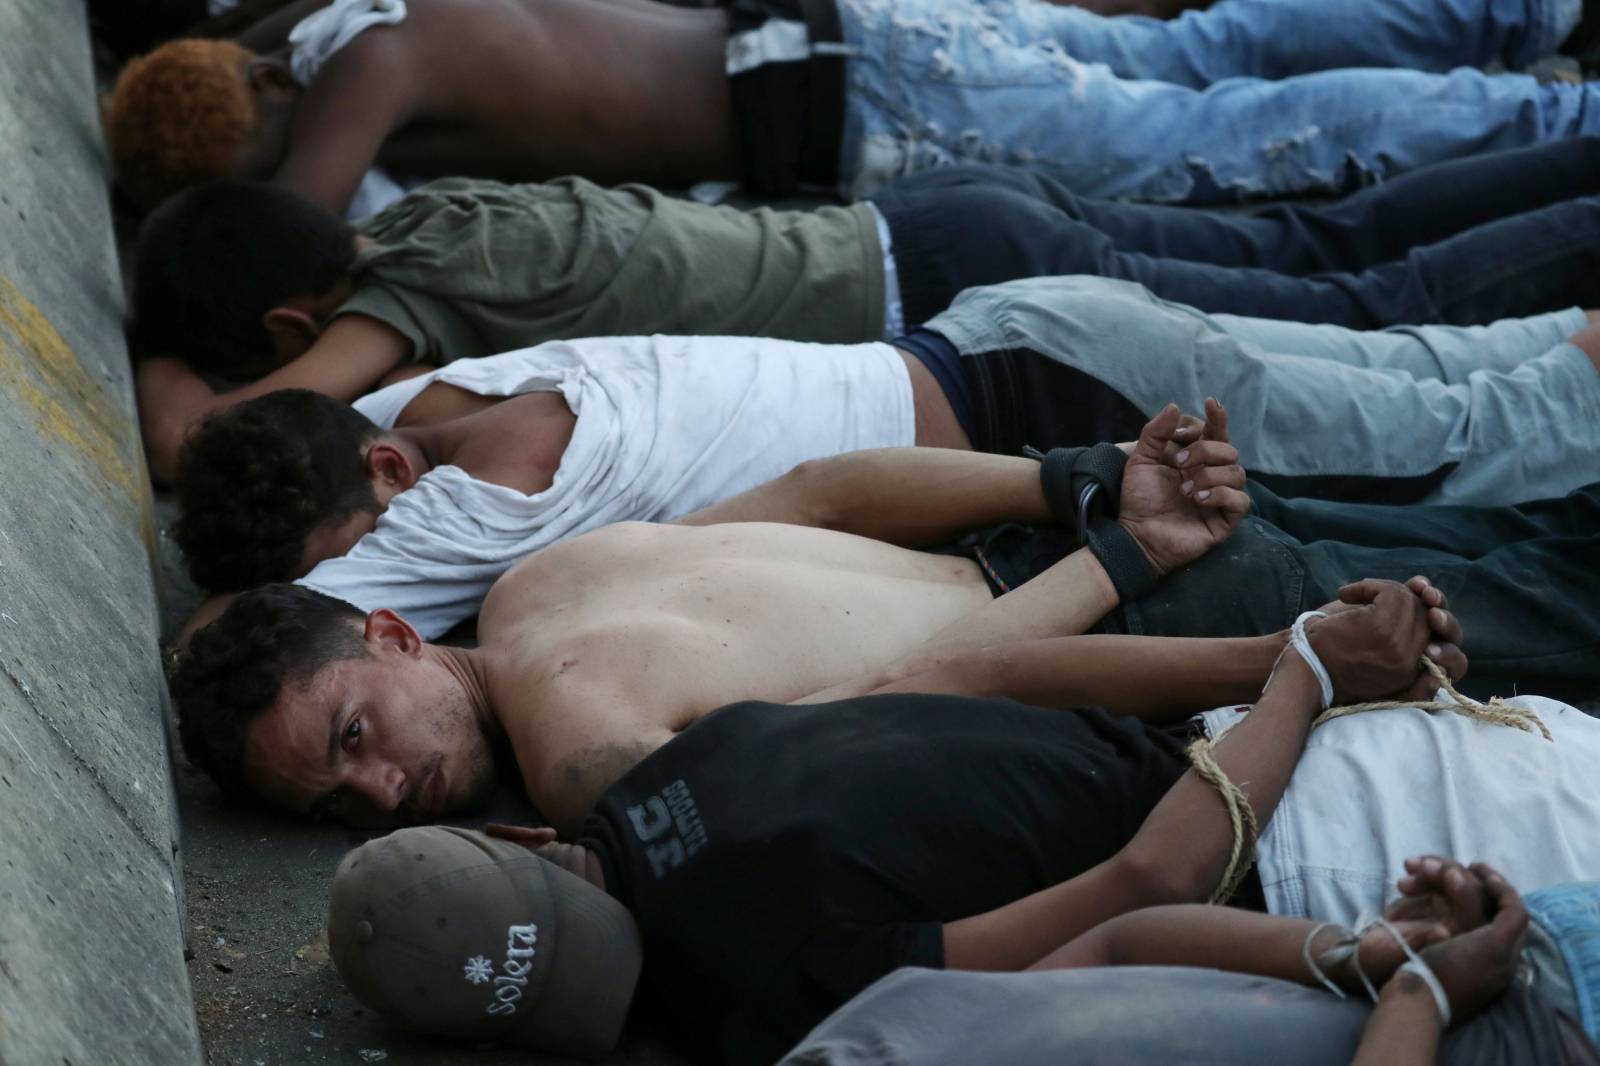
[
  {"x1": 981, "y1": 0, "x2": 1579, "y2": 87},
  {"x1": 1091, "y1": 485, "x2": 1600, "y2": 702},
  {"x1": 928, "y1": 275, "x2": 1600, "y2": 506},
  {"x1": 834, "y1": 0, "x2": 1598, "y2": 201},
  {"x1": 873, "y1": 162, "x2": 1600, "y2": 329},
  {"x1": 1525, "y1": 883, "x2": 1600, "y2": 1047}
]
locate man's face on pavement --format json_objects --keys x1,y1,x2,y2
[{"x1": 242, "y1": 648, "x2": 497, "y2": 828}]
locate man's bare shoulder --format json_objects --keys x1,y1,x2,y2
[{"x1": 491, "y1": 655, "x2": 675, "y2": 833}]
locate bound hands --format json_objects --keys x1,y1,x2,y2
[
  {"x1": 1340, "y1": 856, "x2": 1528, "y2": 1024},
  {"x1": 1117, "y1": 398, "x2": 1251, "y2": 576},
  {"x1": 1292, "y1": 577, "x2": 1468, "y2": 704}
]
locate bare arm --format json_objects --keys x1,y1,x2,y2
[
  {"x1": 676, "y1": 448, "x2": 1053, "y2": 546},
  {"x1": 939, "y1": 581, "x2": 1445, "y2": 972},
  {"x1": 677, "y1": 406, "x2": 1224, "y2": 547},
  {"x1": 1027, "y1": 857, "x2": 1520, "y2": 1066},
  {"x1": 793, "y1": 404, "x2": 1252, "y2": 698},
  {"x1": 830, "y1": 633, "x2": 1286, "y2": 721},
  {"x1": 1351, "y1": 980, "x2": 1442, "y2": 1066},
  {"x1": 1028, "y1": 905, "x2": 1434, "y2": 991},
  {"x1": 941, "y1": 653, "x2": 1325, "y2": 971},
  {"x1": 136, "y1": 315, "x2": 409, "y2": 483}
]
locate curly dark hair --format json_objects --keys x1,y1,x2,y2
[
  {"x1": 171, "y1": 584, "x2": 368, "y2": 802},
  {"x1": 174, "y1": 390, "x2": 382, "y2": 591},
  {"x1": 130, "y1": 177, "x2": 356, "y2": 375}
]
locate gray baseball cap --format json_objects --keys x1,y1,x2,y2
[{"x1": 327, "y1": 826, "x2": 642, "y2": 1060}]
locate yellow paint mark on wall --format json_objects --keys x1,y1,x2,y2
[{"x1": 0, "y1": 275, "x2": 150, "y2": 530}]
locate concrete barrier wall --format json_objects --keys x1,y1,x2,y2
[{"x1": 0, "y1": 3, "x2": 202, "y2": 1063}]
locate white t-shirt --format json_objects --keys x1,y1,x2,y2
[
  {"x1": 297, "y1": 334, "x2": 916, "y2": 637},
  {"x1": 1203, "y1": 698, "x2": 1600, "y2": 925}
]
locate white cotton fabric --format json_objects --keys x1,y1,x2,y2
[
  {"x1": 1243, "y1": 697, "x2": 1600, "y2": 925},
  {"x1": 287, "y1": 0, "x2": 407, "y2": 84},
  {"x1": 285, "y1": 0, "x2": 418, "y2": 219},
  {"x1": 297, "y1": 335, "x2": 916, "y2": 638},
  {"x1": 865, "y1": 201, "x2": 904, "y2": 340}
]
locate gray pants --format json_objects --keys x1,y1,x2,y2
[{"x1": 929, "y1": 275, "x2": 1600, "y2": 507}]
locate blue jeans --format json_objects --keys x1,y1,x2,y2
[
  {"x1": 1091, "y1": 486, "x2": 1600, "y2": 701},
  {"x1": 1525, "y1": 883, "x2": 1600, "y2": 1046},
  {"x1": 927, "y1": 275, "x2": 1600, "y2": 507},
  {"x1": 836, "y1": 0, "x2": 1593, "y2": 201}
]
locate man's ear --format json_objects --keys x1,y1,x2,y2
[
  {"x1": 262, "y1": 306, "x2": 320, "y2": 365},
  {"x1": 364, "y1": 608, "x2": 423, "y2": 657},
  {"x1": 247, "y1": 57, "x2": 299, "y2": 99},
  {"x1": 364, "y1": 441, "x2": 418, "y2": 494}
]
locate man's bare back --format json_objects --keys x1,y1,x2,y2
[
  {"x1": 477, "y1": 521, "x2": 997, "y2": 826},
  {"x1": 280, "y1": 0, "x2": 739, "y2": 209}
]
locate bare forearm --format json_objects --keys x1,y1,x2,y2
[
  {"x1": 942, "y1": 656, "x2": 1321, "y2": 971},
  {"x1": 136, "y1": 320, "x2": 406, "y2": 482},
  {"x1": 868, "y1": 633, "x2": 1285, "y2": 720},
  {"x1": 1116, "y1": 656, "x2": 1322, "y2": 901},
  {"x1": 137, "y1": 357, "x2": 219, "y2": 485},
  {"x1": 918, "y1": 547, "x2": 1119, "y2": 657},
  {"x1": 1351, "y1": 977, "x2": 1442, "y2": 1066},
  {"x1": 1031, "y1": 905, "x2": 1340, "y2": 984},
  {"x1": 678, "y1": 448, "x2": 1049, "y2": 543}
]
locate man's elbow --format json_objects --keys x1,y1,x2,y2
[
  {"x1": 141, "y1": 413, "x2": 187, "y2": 487},
  {"x1": 780, "y1": 458, "x2": 845, "y2": 530},
  {"x1": 1106, "y1": 843, "x2": 1213, "y2": 911}
]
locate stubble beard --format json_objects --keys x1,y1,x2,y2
[{"x1": 430, "y1": 685, "x2": 499, "y2": 814}]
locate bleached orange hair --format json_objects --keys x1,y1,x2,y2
[{"x1": 104, "y1": 39, "x2": 259, "y2": 208}]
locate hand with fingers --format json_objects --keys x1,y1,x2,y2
[
  {"x1": 1301, "y1": 576, "x2": 1468, "y2": 704},
  {"x1": 1330, "y1": 855, "x2": 1494, "y2": 994},
  {"x1": 1394, "y1": 859, "x2": 1529, "y2": 1022},
  {"x1": 486, "y1": 822, "x2": 598, "y2": 881},
  {"x1": 1117, "y1": 397, "x2": 1251, "y2": 575},
  {"x1": 485, "y1": 823, "x2": 558, "y2": 848}
]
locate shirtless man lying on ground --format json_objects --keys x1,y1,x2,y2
[
  {"x1": 102, "y1": 0, "x2": 1600, "y2": 216},
  {"x1": 172, "y1": 404, "x2": 1265, "y2": 831}
]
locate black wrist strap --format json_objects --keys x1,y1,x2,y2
[
  {"x1": 1029, "y1": 443, "x2": 1128, "y2": 543},
  {"x1": 1086, "y1": 517, "x2": 1160, "y2": 603}
]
